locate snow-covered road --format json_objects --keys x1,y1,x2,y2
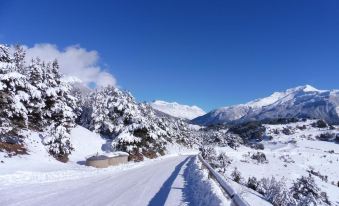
[{"x1": 0, "y1": 155, "x2": 228, "y2": 206}]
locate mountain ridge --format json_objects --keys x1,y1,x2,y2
[{"x1": 192, "y1": 85, "x2": 339, "y2": 125}]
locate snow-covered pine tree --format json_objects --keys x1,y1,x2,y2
[
  {"x1": 125, "y1": 102, "x2": 168, "y2": 159},
  {"x1": 26, "y1": 58, "x2": 46, "y2": 130},
  {"x1": 0, "y1": 44, "x2": 16, "y2": 140},
  {"x1": 88, "y1": 86, "x2": 153, "y2": 160},
  {"x1": 0, "y1": 44, "x2": 30, "y2": 142},
  {"x1": 89, "y1": 87, "x2": 114, "y2": 135},
  {"x1": 13, "y1": 45, "x2": 26, "y2": 74},
  {"x1": 290, "y1": 175, "x2": 330, "y2": 205},
  {"x1": 0, "y1": 44, "x2": 11, "y2": 63},
  {"x1": 41, "y1": 60, "x2": 77, "y2": 161},
  {"x1": 257, "y1": 177, "x2": 295, "y2": 206}
]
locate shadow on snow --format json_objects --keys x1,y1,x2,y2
[{"x1": 147, "y1": 156, "x2": 191, "y2": 206}]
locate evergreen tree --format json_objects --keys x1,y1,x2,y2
[
  {"x1": 13, "y1": 45, "x2": 26, "y2": 74},
  {"x1": 42, "y1": 60, "x2": 77, "y2": 161},
  {"x1": 0, "y1": 44, "x2": 29, "y2": 142},
  {"x1": 26, "y1": 58, "x2": 46, "y2": 130},
  {"x1": 0, "y1": 44, "x2": 11, "y2": 63},
  {"x1": 258, "y1": 177, "x2": 295, "y2": 206}
]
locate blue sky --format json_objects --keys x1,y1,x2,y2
[{"x1": 0, "y1": 0, "x2": 338, "y2": 111}]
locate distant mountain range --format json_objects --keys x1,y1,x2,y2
[
  {"x1": 192, "y1": 85, "x2": 339, "y2": 125},
  {"x1": 150, "y1": 100, "x2": 206, "y2": 120}
]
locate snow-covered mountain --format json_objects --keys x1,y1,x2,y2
[
  {"x1": 192, "y1": 85, "x2": 339, "y2": 125},
  {"x1": 150, "y1": 100, "x2": 206, "y2": 120}
]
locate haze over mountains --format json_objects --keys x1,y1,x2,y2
[{"x1": 192, "y1": 85, "x2": 339, "y2": 126}]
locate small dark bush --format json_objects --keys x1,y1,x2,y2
[
  {"x1": 282, "y1": 127, "x2": 293, "y2": 135},
  {"x1": 307, "y1": 168, "x2": 328, "y2": 182},
  {"x1": 249, "y1": 143, "x2": 265, "y2": 150},
  {"x1": 247, "y1": 177, "x2": 259, "y2": 191},
  {"x1": 312, "y1": 119, "x2": 328, "y2": 128},
  {"x1": 266, "y1": 135, "x2": 274, "y2": 140},
  {"x1": 231, "y1": 167, "x2": 242, "y2": 183},
  {"x1": 251, "y1": 152, "x2": 267, "y2": 163},
  {"x1": 297, "y1": 125, "x2": 307, "y2": 130},
  {"x1": 316, "y1": 133, "x2": 336, "y2": 141},
  {"x1": 272, "y1": 129, "x2": 280, "y2": 135},
  {"x1": 335, "y1": 134, "x2": 339, "y2": 142}
]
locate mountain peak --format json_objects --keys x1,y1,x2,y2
[
  {"x1": 302, "y1": 84, "x2": 318, "y2": 92},
  {"x1": 151, "y1": 100, "x2": 206, "y2": 120},
  {"x1": 288, "y1": 84, "x2": 319, "y2": 93}
]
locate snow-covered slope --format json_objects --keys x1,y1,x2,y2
[
  {"x1": 0, "y1": 125, "x2": 197, "y2": 173},
  {"x1": 0, "y1": 126, "x2": 116, "y2": 174},
  {"x1": 214, "y1": 120, "x2": 339, "y2": 205},
  {"x1": 151, "y1": 100, "x2": 206, "y2": 120},
  {"x1": 192, "y1": 85, "x2": 339, "y2": 125}
]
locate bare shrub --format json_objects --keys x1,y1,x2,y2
[
  {"x1": 247, "y1": 176, "x2": 259, "y2": 191},
  {"x1": 279, "y1": 154, "x2": 295, "y2": 164},
  {"x1": 231, "y1": 167, "x2": 242, "y2": 183},
  {"x1": 200, "y1": 147, "x2": 232, "y2": 173},
  {"x1": 215, "y1": 153, "x2": 232, "y2": 173},
  {"x1": 282, "y1": 127, "x2": 293, "y2": 135},
  {"x1": 249, "y1": 143, "x2": 264, "y2": 150},
  {"x1": 251, "y1": 152, "x2": 268, "y2": 163},
  {"x1": 307, "y1": 167, "x2": 328, "y2": 182},
  {"x1": 316, "y1": 133, "x2": 336, "y2": 141}
]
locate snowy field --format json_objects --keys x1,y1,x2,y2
[
  {"x1": 216, "y1": 120, "x2": 339, "y2": 205},
  {"x1": 0, "y1": 126, "x2": 229, "y2": 206}
]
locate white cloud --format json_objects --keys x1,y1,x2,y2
[{"x1": 22, "y1": 43, "x2": 117, "y2": 87}]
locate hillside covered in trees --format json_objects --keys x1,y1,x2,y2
[{"x1": 0, "y1": 44, "x2": 199, "y2": 162}]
